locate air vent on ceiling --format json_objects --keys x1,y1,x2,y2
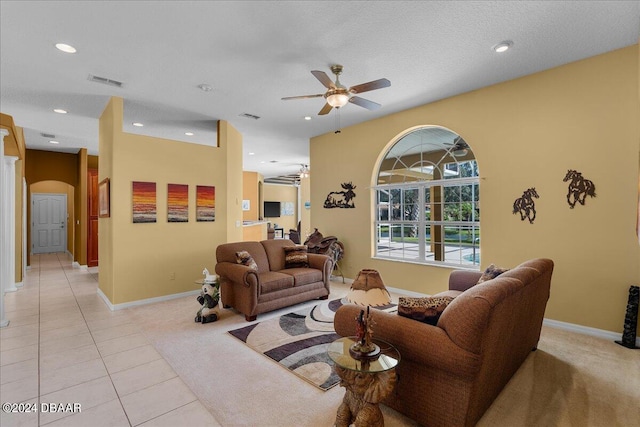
[
  {"x1": 239, "y1": 113, "x2": 260, "y2": 120},
  {"x1": 87, "y1": 74, "x2": 124, "y2": 88},
  {"x1": 41, "y1": 133, "x2": 56, "y2": 139}
]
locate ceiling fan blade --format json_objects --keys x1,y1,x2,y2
[
  {"x1": 311, "y1": 70, "x2": 336, "y2": 89},
  {"x1": 349, "y1": 78, "x2": 390, "y2": 94},
  {"x1": 318, "y1": 103, "x2": 333, "y2": 115},
  {"x1": 349, "y1": 96, "x2": 381, "y2": 111},
  {"x1": 281, "y1": 94, "x2": 324, "y2": 100}
]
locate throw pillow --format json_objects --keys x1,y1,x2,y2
[
  {"x1": 398, "y1": 296, "x2": 454, "y2": 325},
  {"x1": 236, "y1": 251, "x2": 258, "y2": 270},
  {"x1": 283, "y1": 245, "x2": 309, "y2": 268},
  {"x1": 477, "y1": 264, "x2": 509, "y2": 284}
]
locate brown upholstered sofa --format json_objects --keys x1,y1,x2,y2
[
  {"x1": 334, "y1": 258, "x2": 554, "y2": 427},
  {"x1": 215, "y1": 239, "x2": 331, "y2": 321}
]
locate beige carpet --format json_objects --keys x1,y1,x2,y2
[{"x1": 126, "y1": 280, "x2": 640, "y2": 427}]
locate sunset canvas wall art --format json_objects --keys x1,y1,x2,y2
[
  {"x1": 196, "y1": 185, "x2": 215, "y2": 222},
  {"x1": 168, "y1": 184, "x2": 189, "y2": 222},
  {"x1": 132, "y1": 181, "x2": 157, "y2": 223}
]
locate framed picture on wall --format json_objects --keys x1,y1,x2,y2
[
  {"x1": 132, "y1": 181, "x2": 157, "y2": 223},
  {"x1": 98, "y1": 178, "x2": 110, "y2": 218}
]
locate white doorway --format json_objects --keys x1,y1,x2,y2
[{"x1": 32, "y1": 193, "x2": 67, "y2": 254}]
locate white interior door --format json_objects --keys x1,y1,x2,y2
[{"x1": 32, "y1": 193, "x2": 67, "y2": 254}]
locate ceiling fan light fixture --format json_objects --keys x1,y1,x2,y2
[
  {"x1": 453, "y1": 148, "x2": 468, "y2": 157},
  {"x1": 299, "y1": 164, "x2": 310, "y2": 179},
  {"x1": 326, "y1": 93, "x2": 349, "y2": 108}
]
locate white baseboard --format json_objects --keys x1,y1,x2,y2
[
  {"x1": 72, "y1": 262, "x2": 88, "y2": 271},
  {"x1": 15, "y1": 281, "x2": 23, "y2": 288},
  {"x1": 97, "y1": 288, "x2": 201, "y2": 311},
  {"x1": 87, "y1": 267, "x2": 98, "y2": 274},
  {"x1": 543, "y1": 318, "x2": 640, "y2": 348}
]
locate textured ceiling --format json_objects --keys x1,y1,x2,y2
[{"x1": 1, "y1": 1, "x2": 639, "y2": 180}]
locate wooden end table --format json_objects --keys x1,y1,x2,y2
[{"x1": 328, "y1": 337, "x2": 400, "y2": 427}]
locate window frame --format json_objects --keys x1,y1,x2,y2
[{"x1": 374, "y1": 163, "x2": 480, "y2": 269}]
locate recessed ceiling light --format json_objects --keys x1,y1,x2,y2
[
  {"x1": 55, "y1": 43, "x2": 76, "y2": 54},
  {"x1": 493, "y1": 41, "x2": 513, "y2": 53},
  {"x1": 185, "y1": 132, "x2": 194, "y2": 136},
  {"x1": 198, "y1": 84, "x2": 213, "y2": 92},
  {"x1": 248, "y1": 152, "x2": 255, "y2": 155},
  {"x1": 49, "y1": 140, "x2": 59, "y2": 144},
  {"x1": 132, "y1": 122, "x2": 144, "y2": 127},
  {"x1": 304, "y1": 116, "x2": 311, "y2": 121},
  {"x1": 53, "y1": 108, "x2": 67, "y2": 114}
]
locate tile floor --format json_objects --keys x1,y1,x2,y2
[{"x1": 1, "y1": 252, "x2": 220, "y2": 427}]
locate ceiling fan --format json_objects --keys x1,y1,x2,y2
[
  {"x1": 282, "y1": 65, "x2": 390, "y2": 115},
  {"x1": 444, "y1": 136, "x2": 470, "y2": 157}
]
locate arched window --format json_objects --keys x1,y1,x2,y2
[{"x1": 374, "y1": 126, "x2": 480, "y2": 268}]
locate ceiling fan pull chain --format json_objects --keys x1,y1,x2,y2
[{"x1": 335, "y1": 108, "x2": 341, "y2": 134}]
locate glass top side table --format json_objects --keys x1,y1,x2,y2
[{"x1": 328, "y1": 336, "x2": 400, "y2": 427}]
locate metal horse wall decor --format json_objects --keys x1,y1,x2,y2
[
  {"x1": 513, "y1": 187, "x2": 539, "y2": 224},
  {"x1": 563, "y1": 169, "x2": 596, "y2": 208},
  {"x1": 324, "y1": 182, "x2": 357, "y2": 209}
]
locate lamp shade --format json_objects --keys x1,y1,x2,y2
[{"x1": 346, "y1": 269, "x2": 392, "y2": 307}]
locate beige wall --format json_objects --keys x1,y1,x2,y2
[
  {"x1": 263, "y1": 183, "x2": 298, "y2": 232},
  {"x1": 76, "y1": 148, "x2": 88, "y2": 266},
  {"x1": 300, "y1": 176, "x2": 311, "y2": 240},
  {"x1": 311, "y1": 45, "x2": 640, "y2": 334},
  {"x1": 242, "y1": 171, "x2": 261, "y2": 221},
  {"x1": 98, "y1": 97, "x2": 243, "y2": 305},
  {"x1": 14, "y1": 159, "x2": 23, "y2": 282},
  {"x1": 221, "y1": 120, "x2": 244, "y2": 243},
  {"x1": 25, "y1": 148, "x2": 88, "y2": 266}
]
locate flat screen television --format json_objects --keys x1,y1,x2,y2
[{"x1": 264, "y1": 201, "x2": 281, "y2": 218}]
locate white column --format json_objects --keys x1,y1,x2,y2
[{"x1": 0, "y1": 129, "x2": 10, "y2": 327}]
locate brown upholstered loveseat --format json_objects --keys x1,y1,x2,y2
[
  {"x1": 334, "y1": 258, "x2": 554, "y2": 427},
  {"x1": 215, "y1": 239, "x2": 331, "y2": 321}
]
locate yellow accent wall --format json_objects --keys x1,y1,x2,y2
[
  {"x1": 300, "y1": 176, "x2": 311, "y2": 240},
  {"x1": 24, "y1": 148, "x2": 87, "y2": 267},
  {"x1": 220, "y1": 120, "x2": 244, "y2": 243},
  {"x1": 242, "y1": 171, "x2": 261, "y2": 221},
  {"x1": 263, "y1": 184, "x2": 298, "y2": 232},
  {"x1": 98, "y1": 97, "x2": 242, "y2": 305},
  {"x1": 311, "y1": 45, "x2": 640, "y2": 334}
]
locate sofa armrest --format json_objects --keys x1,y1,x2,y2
[
  {"x1": 215, "y1": 262, "x2": 259, "y2": 288},
  {"x1": 449, "y1": 270, "x2": 483, "y2": 292},
  {"x1": 334, "y1": 304, "x2": 480, "y2": 379},
  {"x1": 307, "y1": 253, "x2": 331, "y2": 278}
]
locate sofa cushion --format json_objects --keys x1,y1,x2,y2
[
  {"x1": 398, "y1": 296, "x2": 455, "y2": 325},
  {"x1": 280, "y1": 267, "x2": 322, "y2": 286},
  {"x1": 261, "y1": 239, "x2": 295, "y2": 271},
  {"x1": 236, "y1": 250, "x2": 258, "y2": 270},
  {"x1": 216, "y1": 241, "x2": 270, "y2": 272},
  {"x1": 259, "y1": 271, "x2": 295, "y2": 294},
  {"x1": 283, "y1": 245, "x2": 309, "y2": 268},
  {"x1": 477, "y1": 264, "x2": 509, "y2": 284}
]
